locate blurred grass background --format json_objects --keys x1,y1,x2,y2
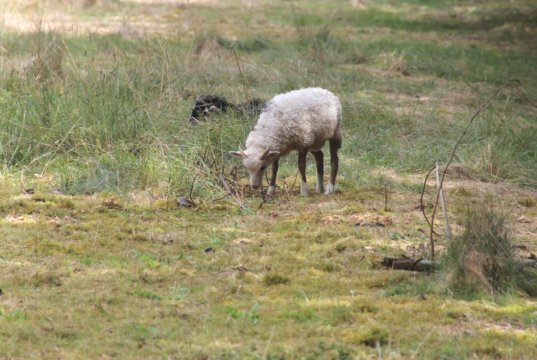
[
  {"x1": 0, "y1": 0, "x2": 536, "y2": 197},
  {"x1": 1, "y1": 1, "x2": 537, "y2": 358}
]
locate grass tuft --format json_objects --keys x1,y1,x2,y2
[
  {"x1": 263, "y1": 273, "x2": 290, "y2": 286},
  {"x1": 1, "y1": 1, "x2": 537, "y2": 358},
  {"x1": 444, "y1": 201, "x2": 536, "y2": 297}
]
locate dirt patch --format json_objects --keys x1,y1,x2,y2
[{"x1": 1, "y1": 0, "x2": 227, "y2": 36}]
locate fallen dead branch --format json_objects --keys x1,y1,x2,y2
[
  {"x1": 382, "y1": 255, "x2": 536, "y2": 272},
  {"x1": 382, "y1": 257, "x2": 438, "y2": 272},
  {"x1": 521, "y1": 254, "x2": 537, "y2": 267}
]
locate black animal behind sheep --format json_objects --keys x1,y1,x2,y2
[
  {"x1": 236, "y1": 98, "x2": 266, "y2": 115},
  {"x1": 189, "y1": 95, "x2": 231, "y2": 123},
  {"x1": 189, "y1": 95, "x2": 266, "y2": 123}
]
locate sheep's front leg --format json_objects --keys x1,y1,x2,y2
[
  {"x1": 298, "y1": 151, "x2": 309, "y2": 195},
  {"x1": 267, "y1": 159, "x2": 279, "y2": 196},
  {"x1": 311, "y1": 150, "x2": 324, "y2": 193}
]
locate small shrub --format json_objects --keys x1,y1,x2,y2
[
  {"x1": 132, "y1": 288, "x2": 163, "y2": 301},
  {"x1": 28, "y1": 33, "x2": 65, "y2": 83},
  {"x1": 357, "y1": 327, "x2": 389, "y2": 347},
  {"x1": 319, "y1": 261, "x2": 337, "y2": 272},
  {"x1": 263, "y1": 273, "x2": 289, "y2": 286},
  {"x1": 443, "y1": 202, "x2": 535, "y2": 296},
  {"x1": 517, "y1": 197, "x2": 536, "y2": 208},
  {"x1": 516, "y1": 266, "x2": 537, "y2": 297},
  {"x1": 1, "y1": 309, "x2": 29, "y2": 321}
]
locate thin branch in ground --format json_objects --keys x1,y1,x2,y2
[
  {"x1": 420, "y1": 164, "x2": 440, "y2": 238},
  {"x1": 427, "y1": 79, "x2": 517, "y2": 260},
  {"x1": 212, "y1": 193, "x2": 231, "y2": 202},
  {"x1": 435, "y1": 162, "x2": 452, "y2": 242},
  {"x1": 384, "y1": 185, "x2": 389, "y2": 212},
  {"x1": 188, "y1": 171, "x2": 199, "y2": 205},
  {"x1": 219, "y1": 173, "x2": 246, "y2": 209}
]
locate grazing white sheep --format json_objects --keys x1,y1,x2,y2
[{"x1": 230, "y1": 87, "x2": 342, "y2": 196}]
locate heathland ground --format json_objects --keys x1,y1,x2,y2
[{"x1": 1, "y1": 0, "x2": 536, "y2": 358}]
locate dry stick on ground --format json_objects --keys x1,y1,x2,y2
[
  {"x1": 219, "y1": 173, "x2": 246, "y2": 209},
  {"x1": 382, "y1": 256, "x2": 438, "y2": 272},
  {"x1": 427, "y1": 80, "x2": 517, "y2": 260},
  {"x1": 212, "y1": 193, "x2": 232, "y2": 202},
  {"x1": 384, "y1": 185, "x2": 389, "y2": 212},
  {"x1": 188, "y1": 171, "x2": 199, "y2": 205},
  {"x1": 420, "y1": 164, "x2": 441, "y2": 238},
  {"x1": 435, "y1": 162, "x2": 452, "y2": 242}
]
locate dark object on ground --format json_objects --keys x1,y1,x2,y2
[
  {"x1": 23, "y1": 188, "x2": 35, "y2": 194},
  {"x1": 235, "y1": 98, "x2": 266, "y2": 116},
  {"x1": 522, "y1": 254, "x2": 537, "y2": 267},
  {"x1": 189, "y1": 95, "x2": 231, "y2": 123},
  {"x1": 176, "y1": 196, "x2": 196, "y2": 208},
  {"x1": 382, "y1": 256, "x2": 438, "y2": 272},
  {"x1": 356, "y1": 221, "x2": 385, "y2": 228},
  {"x1": 189, "y1": 95, "x2": 266, "y2": 123},
  {"x1": 204, "y1": 247, "x2": 214, "y2": 253}
]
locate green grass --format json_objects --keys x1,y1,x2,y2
[
  {"x1": 1, "y1": 0, "x2": 537, "y2": 358},
  {"x1": 1, "y1": 3, "x2": 536, "y2": 192}
]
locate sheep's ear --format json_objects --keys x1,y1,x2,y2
[
  {"x1": 229, "y1": 151, "x2": 247, "y2": 158},
  {"x1": 260, "y1": 149, "x2": 280, "y2": 160}
]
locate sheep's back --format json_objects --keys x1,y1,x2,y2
[{"x1": 254, "y1": 88, "x2": 341, "y2": 152}]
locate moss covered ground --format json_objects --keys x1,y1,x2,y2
[{"x1": 1, "y1": 0, "x2": 537, "y2": 358}]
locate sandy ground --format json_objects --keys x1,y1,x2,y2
[{"x1": 0, "y1": 0, "x2": 229, "y2": 35}]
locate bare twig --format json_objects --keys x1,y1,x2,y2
[
  {"x1": 188, "y1": 171, "x2": 199, "y2": 204},
  {"x1": 435, "y1": 162, "x2": 452, "y2": 242},
  {"x1": 212, "y1": 193, "x2": 231, "y2": 202},
  {"x1": 428, "y1": 80, "x2": 516, "y2": 260},
  {"x1": 219, "y1": 173, "x2": 246, "y2": 209},
  {"x1": 420, "y1": 164, "x2": 440, "y2": 237},
  {"x1": 383, "y1": 185, "x2": 388, "y2": 212}
]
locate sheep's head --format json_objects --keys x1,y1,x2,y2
[{"x1": 229, "y1": 148, "x2": 280, "y2": 189}]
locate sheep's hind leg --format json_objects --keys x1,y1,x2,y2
[
  {"x1": 326, "y1": 138, "x2": 341, "y2": 194},
  {"x1": 267, "y1": 159, "x2": 279, "y2": 196},
  {"x1": 298, "y1": 151, "x2": 309, "y2": 195},
  {"x1": 311, "y1": 150, "x2": 324, "y2": 193}
]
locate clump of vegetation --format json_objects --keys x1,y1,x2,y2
[
  {"x1": 1, "y1": 0, "x2": 537, "y2": 358},
  {"x1": 263, "y1": 273, "x2": 289, "y2": 286},
  {"x1": 360, "y1": 327, "x2": 389, "y2": 348},
  {"x1": 444, "y1": 202, "x2": 536, "y2": 296}
]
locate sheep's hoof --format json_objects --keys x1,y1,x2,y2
[
  {"x1": 325, "y1": 183, "x2": 335, "y2": 195},
  {"x1": 300, "y1": 183, "x2": 309, "y2": 196},
  {"x1": 267, "y1": 186, "x2": 276, "y2": 196}
]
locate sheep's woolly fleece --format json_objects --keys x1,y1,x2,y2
[{"x1": 244, "y1": 87, "x2": 342, "y2": 157}]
